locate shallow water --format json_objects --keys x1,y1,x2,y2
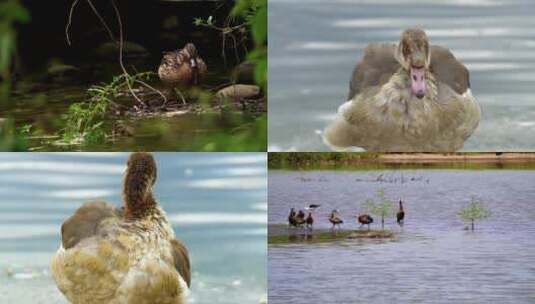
[
  {"x1": 2, "y1": 61, "x2": 260, "y2": 151},
  {"x1": 0, "y1": 153, "x2": 267, "y2": 304},
  {"x1": 268, "y1": 169, "x2": 535, "y2": 303},
  {"x1": 268, "y1": 0, "x2": 535, "y2": 151}
]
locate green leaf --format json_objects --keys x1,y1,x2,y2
[
  {"x1": 251, "y1": 6, "x2": 267, "y2": 45},
  {"x1": 0, "y1": 29, "x2": 13, "y2": 72}
]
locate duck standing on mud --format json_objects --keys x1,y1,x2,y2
[
  {"x1": 294, "y1": 210, "x2": 306, "y2": 227},
  {"x1": 329, "y1": 210, "x2": 344, "y2": 229},
  {"x1": 358, "y1": 214, "x2": 374, "y2": 230},
  {"x1": 158, "y1": 43, "x2": 207, "y2": 104},
  {"x1": 288, "y1": 208, "x2": 297, "y2": 227},
  {"x1": 306, "y1": 212, "x2": 314, "y2": 229},
  {"x1": 51, "y1": 152, "x2": 190, "y2": 304}
]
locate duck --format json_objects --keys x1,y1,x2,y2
[
  {"x1": 306, "y1": 212, "x2": 314, "y2": 229},
  {"x1": 288, "y1": 208, "x2": 297, "y2": 227},
  {"x1": 324, "y1": 28, "x2": 481, "y2": 152},
  {"x1": 294, "y1": 210, "x2": 306, "y2": 227},
  {"x1": 158, "y1": 43, "x2": 207, "y2": 102},
  {"x1": 50, "y1": 152, "x2": 190, "y2": 304},
  {"x1": 396, "y1": 200, "x2": 405, "y2": 225},
  {"x1": 358, "y1": 214, "x2": 374, "y2": 230},
  {"x1": 329, "y1": 210, "x2": 343, "y2": 229}
]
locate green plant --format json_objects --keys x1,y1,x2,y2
[
  {"x1": 458, "y1": 196, "x2": 491, "y2": 231},
  {"x1": 195, "y1": 115, "x2": 267, "y2": 151},
  {"x1": 0, "y1": 0, "x2": 29, "y2": 150},
  {"x1": 363, "y1": 188, "x2": 393, "y2": 229},
  {"x1": 61, "y1": 71, "x2": 155, "y2": 145},
  {"x1": 0, "y1": 0, "x2": 30, "y2": 101},
  {"x1": 0, "y1": 118, "x2": 26, "y2": 151},
  {"x1": 231, "y1": 0, "x2": 267, "y2": 91}
]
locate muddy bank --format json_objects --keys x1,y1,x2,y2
[{"x1": 268, "y1": 224, "x2": 394, "y2": 245}]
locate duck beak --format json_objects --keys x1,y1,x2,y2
[{"x1": 410, "y1": 67, "x2": 426, "y2": 99}]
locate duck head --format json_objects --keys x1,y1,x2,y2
[
  {"x1": 183, "y1": 43, "x2": 199, "y2": 68},
  {"x1": 123, "y1": 152, "x2": 158, "y2": 218},
  {"x1": 394, "y1": 28, "x2": 431, "y2": 99}
]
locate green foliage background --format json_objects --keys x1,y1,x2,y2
[
  {"x1": 0, "y1": 0, "x2": 29, "y2": 151},
  {"x1": 0, "y1": 0, "x2": 267, "y2": 152}
]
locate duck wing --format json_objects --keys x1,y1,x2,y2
[
  {"x1": 348, "y1": 43, "x2": 399, "y2": 99},
  {"x1": 171, "y1": 239, "x2": 191, "y2": 288},
  {"x1": 61, "y1": 201, "x2": 121, "y2": 249},
  {"x1": 430, "y1": 46, "x2": 470, "y2": 95}
]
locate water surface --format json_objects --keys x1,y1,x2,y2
[
  {"x1": 268, "y1": 169, "x2": 535, "y2": 303},
  {"x1": 0, "y1": 153, "x2": 267, "y2": 304},
  {"x1": 268, "y1": 0, "x2": 535, "y2": 151}
]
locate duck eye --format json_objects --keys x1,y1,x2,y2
[{"x1": 413, "y1": 75, "x2": 417, "y2": 81}]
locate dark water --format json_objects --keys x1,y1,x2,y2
[
  {"x1": 3, "y1": 63, "x2": 259, "y2": 151},
  {"x1": 268, "y1": 170, "x2": 535, "y2": 303},
  {"x1": 0, "y1": 153, "x2": 267, "y2": 304},
  {"x1": 268, "y1": 0, "x2": 535, "y2": 151}
]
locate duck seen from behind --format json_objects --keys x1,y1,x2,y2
[
  {"x1": 51, "y1": 152, "x2": 190, "y2": 304},
  {"x1": 324, "y1": 28, "x2": 480, "y2": 152}
]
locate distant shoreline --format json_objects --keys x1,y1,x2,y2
[
  {"x1": 268, "y1": 153, "x2": 535, "y2": 170},
  {"x1": 376, "y1": 153, "x2": 535, "y2": 163}
]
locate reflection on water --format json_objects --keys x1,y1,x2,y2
[
  {"x1": 0, "y1": 153, "x2": 267, "y2": 304},
  {"x1": 268, "y1": 170, "x2": 535, "y2": 303},
  {"x1": 268, "y1": 0, "x2": 535, "y2": 151}
]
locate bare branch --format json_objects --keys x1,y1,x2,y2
[
  {"x1": 65, "y1": 0, "x2": 80, "y2": 45},
  {"x1": 86, "y1": 0, "x2": 116, "y2": 43}
]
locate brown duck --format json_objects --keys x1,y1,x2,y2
[
  {"x1": 324, "y1": 28, "x2": 480, "y2": 152},
  {"x1": 158, "y1": 43, "x2": 207, "y2": 101},
  {"x1": 50, "y1": 153, "x2": 190, "y2": 304}
]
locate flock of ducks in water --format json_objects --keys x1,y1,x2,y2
[{"x1": 288, "y1": 201, "x2": 405, "y2": 230}]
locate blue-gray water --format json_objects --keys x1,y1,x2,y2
[
  {"x1": 268, "y1": 0, "x2": 535, "y2": 151},
  {"x1": 268, "y1": 170, "x2": 535, "y2": 303},
  {"x1": 0, "y1": 153, "x2": 267, "y2": 304}
]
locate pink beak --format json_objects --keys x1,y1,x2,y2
[{"x1": 410, "y1": 67, "x2": 426, "y2": 99}]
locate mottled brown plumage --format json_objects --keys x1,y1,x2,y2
[
  {"x1": 123, "y1": 152, "x2": 157, "y2": 218},
  {"x1": 51, "y1": 152, "x2": 190, "y2": 304},
  {"x1": 158, "y1": 43, "x2": 207, "y2": 92}
]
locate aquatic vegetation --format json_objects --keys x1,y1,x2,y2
[
  {"x1": 60, "y1": 72, "x2": 155, "y2": 145},
  {"x1": 458, "y1": 197, "x2": 491, "y2": 231},
  {"x1": 362, "y1": 189, "x2": 393, "y2": 230}
]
